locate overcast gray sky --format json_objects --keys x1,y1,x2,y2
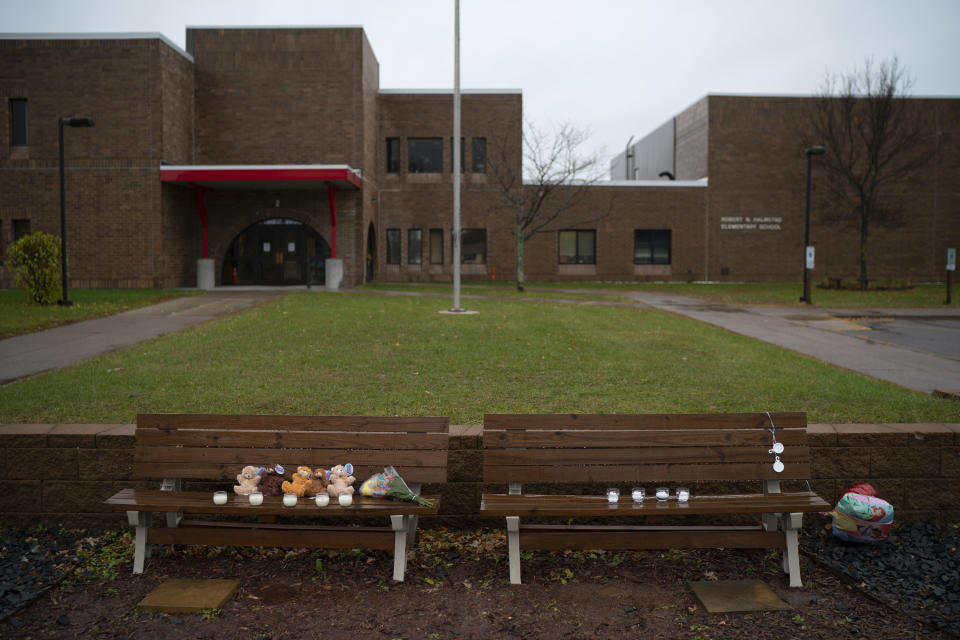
[{"x1": 6, "y1": 0, "x2": 959, "y2": 174}]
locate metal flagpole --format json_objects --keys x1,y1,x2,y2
[{"x1": 451, "y1": 0, "x2": 464, "y2": 312}]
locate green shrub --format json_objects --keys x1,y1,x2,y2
[{"x1": 4, "y1": 231, "x2": 63, "y2": 305}]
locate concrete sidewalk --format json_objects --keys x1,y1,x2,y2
[
  {"x1": 613, "y1": 289, "x2": 960, "y2": 395},
  {"x1": 0, "y1": 290, "x2": 283, "y2": 384}
]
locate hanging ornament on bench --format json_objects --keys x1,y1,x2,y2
[{"x1": 766, "y1": 411, "x2": 786, "y2": 473}]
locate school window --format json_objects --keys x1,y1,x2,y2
[
  {"x1": 408, "y1": 138, "x2": 442, "y2": 173},
  {"x1": 634, "y1": 230, "x2": 671, "y2": 265},
  {"x1": 386, "y1": 138, "x2": 400, "y2": 173},
  {"x1": 558, "y1": 230, "x2": 596, "y2": 264},
  {"x1": 461, "y1": 228, "x2": 486, "y2": 264},
  {"x1": 408, "y1": 228, "x2": 422, "y2": 265},
  {"x1": 386, "y1": 228, "x2": 401, "y2": 265},
  {"x1": 13, "y1": 219, "x2": 31, "y2": 241},
  {"x1": 10, "y1": 99, "x2": 28, "y2": 146},
  {"x1": 450, "y1": 137, "x2": 465, "y2": 173},
  {"x1": 429, "y1": 228, "x2": 444, "y2": 264},
  {"x1": 472, "y1": 137, "x2": 486, "y2": 173}
]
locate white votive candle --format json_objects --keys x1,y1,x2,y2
[
  {"x1": 282, "y1": 493, "x2": 297, "y2": 507},
  {"x1": 213, "y1": 491, "x2": 228, "y2": 505},
  {"x1": 315, "y1": 494, "x2": 330, "y2": 507},
  {"x1": 631, "y1": 488, "x2": 645, "y2": 504},
  {"x1": 248, "y1": 492, "x2": 263, "y2": 506},
  {"x1": 677, "y1": 488, "x2": 690, "y2": 503},
  {"x1": 606, "y1": 488, "x2": 620, "y2": 503},
  {"x1": 338, "y1": 493, "x2": 353, "y2": 507},
  {"x1": 656, "y1": 487, "x2": 669, "y2": 501}
]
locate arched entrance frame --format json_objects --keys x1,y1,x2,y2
[{"x1": 222, "y1": 217, "x2": 331, "y2": 286}]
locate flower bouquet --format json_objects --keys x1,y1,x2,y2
[{"x1": 359, "y1": 466, "x2": 434, "y2": 507}]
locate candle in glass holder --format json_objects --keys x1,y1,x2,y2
[
  {"x1": 315, "y1": 493, "x2": 330, "y2": 507},
  {"x1": 631, "y1": 487, "x2": 645, "y2": 504},
  {"x1": 248, "y1": 492, "x2": 263, "y2": 506},
  {"x1": 338, "y1": 493, "x2": 353, "y2": 507},
  {"x1": 677, "y1": 487, "x2": 690, "y2": 503},
  {"x1": 282, "y1": 493, "x2": 297, "y2": 507},
  {"x1": 656, "y1": 487, "x2": 669, "y2": 502},
  {"x1": 213, "y1": 491, "x2": 228, "y2": 505}
]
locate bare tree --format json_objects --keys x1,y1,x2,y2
[
  {"x1": 804, "y1": 57, "x2": 933, "y2": 289},
  {"x1": 488, "y1": 121, "x2": 608, "y2": 291}
]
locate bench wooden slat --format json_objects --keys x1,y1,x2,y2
[
  {"x1": 483, "y1": 461, "x2": 812, "y2": 483},
  {"x1": 136, "y1": 429, "x2": 448, "y2": 450},
  {"x1": 483, "y1": 429, "x2": 807, "y2": 448},
  {"x1": 484, "y1": 446, "x2": 810, "y2": 466},
  {"x1": 131, "y1": 462, "x2": 446, "y2": 483},
  {"x1": 138, "y1": 414, "x2": 449, "y2": 433},
  {"x1": 480, "y1": 492, "x2": 829, "y2": 517},
  {"x1": 484, "y1": 412, "x2": 805, "y2": 431},
  {"x1": 105, "y1": 488, "x2": 440, "y2": 516},
  {"x1": 133, "y1": 447, "x2": 447, "y2": 467},
  {"x1": 147, "y1": 524, "x2": 395, "y2": 551},
  {"x1": 519, "y1": 525, "x2": 785, "y2": 551}
]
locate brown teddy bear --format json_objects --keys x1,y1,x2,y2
[
  {"x1": 281, "y1": 466, "x2": 312, "y2": 497},
  {"x1": 234, "y1": 465, "x2": 261, "y2": 495},
  {"x1": 325, "y1": 463, "x2": 356, "y2": 497},
  {"x1": 304, "y1": 468, "x2": 329, "y2": 497},
  {"x1": 257, "y1": 464, "x2": 286, "y2": 497}
]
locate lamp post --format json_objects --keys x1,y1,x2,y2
[
  {"x1": 801, "y1": 145, "x2": 825, "y2": 304},
  {"x1": 57, "y1": 117, "x2": 94, "y2": 307}
]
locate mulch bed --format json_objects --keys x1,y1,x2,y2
[{"x1": 1, "y1": 525, "x2": 957, "y2": 639}]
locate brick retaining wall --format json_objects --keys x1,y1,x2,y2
[{"x1": 1, "y1": 423, "x2": 957, "y2": 529}]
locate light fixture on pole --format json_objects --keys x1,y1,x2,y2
[
  {"x1": 801, "y1": 145, "x2": 825, "y2": 304},
  {"x1": 58, "y1": 117, "x2": 94, "y2": 307}
]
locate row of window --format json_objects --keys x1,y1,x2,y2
[
  {"x1": 9, "y1": 98, "x2": 28, "y2": 146},
  {"x1": 386, "y1": 137, "x2": 486, "y2": 174},
  {"x1": 386, "y1": 228, "x2": 487, "y2": 265},
  {"x1": 384, "y1": 228, "x2": 671, "y2": 266},
  {"x1": 555, "y1": 229, "x2": 672, "y2": 265}
]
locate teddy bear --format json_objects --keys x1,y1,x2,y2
[
  {"x1": 234, "y1": 465, "x2": 261, "y2": 495},
  {"x1": 281, "y1": 465, "x2": 313, "y2": 497},
  {"x1": 257, "y1": 464, "x2": 286, "y2": 497},
  {"x1": 325, "y1": 463, "x2": 356, "y2": 497},
  {"x1": 304, "y1": 468, "x2": 329, "y2": 497}
]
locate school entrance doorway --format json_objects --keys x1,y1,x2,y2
[{"x1": 222, "y1": 218, "x2": 331, "y2": 286}]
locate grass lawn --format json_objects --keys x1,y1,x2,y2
[
  {"x1": 0, "y1": 288, "x2": 202, "y2": 340},
  {"x1": 1, "y1": 292, "x2": 955, "y2": 425}
]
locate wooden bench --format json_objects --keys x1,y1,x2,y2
[
  {"x1": 480, "y1": 412, "x2": 829, "y2": 587},
  {"x1": 105, "y1": 414, "x2": 448, "y2": 582}
]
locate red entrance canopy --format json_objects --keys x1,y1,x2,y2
[
  {"x1": 160, "y1": 164, "x2": 363, "y2": 190},
  {"x1": 160, "y1": 165, "x2": 362, "y2": 260}
]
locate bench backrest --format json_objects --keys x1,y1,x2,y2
[
  {"x1": 134, "y1": 414, "x2": 449, "y2": 484},
  {"x1": 483, "y1": 412, "x2": 808, "y2": 484}
]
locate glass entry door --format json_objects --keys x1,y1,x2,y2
[{"x1": 223, "y1": 219, "x2": 330, "y2": 285}]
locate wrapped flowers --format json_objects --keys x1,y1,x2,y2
[{"x1": 359, "y1": 466, "x2": 434, "y2": 508}]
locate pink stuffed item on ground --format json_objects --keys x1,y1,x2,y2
[{"x1": 325, "y1": 464, "x2": 356, "y2": 497}]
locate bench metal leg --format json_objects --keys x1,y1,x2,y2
[
  {"x1": 406, "y1": 515, "x2": 419, "y2": 547},
  {"x1": 781, "y1": 512, "x2": 803, "y2": 587},
  {"x1": 506, "y1": 516, "x2": 521, "y2": 585},
  {"x1": 128, "y1": 511, "x2": 150, "y2": 574},
  {"x1": 160, "y1": 478, "x2": 183, "y2": 528},
  {"x1": 391, "y1": 515, "x2": 409, "y2": 582}
]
